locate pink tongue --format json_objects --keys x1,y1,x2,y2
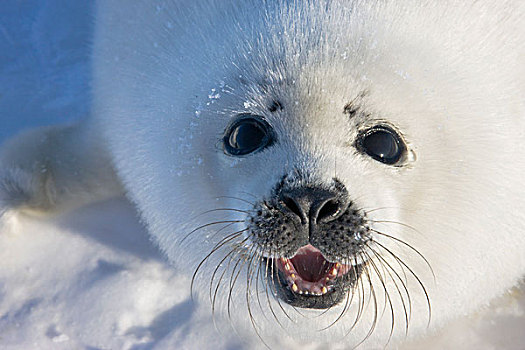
[{"x1": 290, "y1": 245, "x2": 333, "y2": 282}]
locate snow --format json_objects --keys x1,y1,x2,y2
[
  {"x1": 0, "y1": 201, "x2": 241, "y2": 350},
  {"x1": 1, "y1": 1, "x2": 524, "y2": 349}
]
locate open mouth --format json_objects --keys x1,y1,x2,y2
[
  {"x1": 276, "y1": 245, "x2": 351, "y2": 295},
  {"x1": 268, "y1": 244, "x2": 362, "y2": 309}
]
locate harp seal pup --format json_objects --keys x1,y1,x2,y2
[{"x1": 1, "y1": 0, "x2": 524, "y2": 348}]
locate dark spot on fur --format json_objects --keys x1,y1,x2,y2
[
  {"x1": 268, "y1": 100, "x2": 283, "y2": 112},
  {"x1": 344, "y1": 102, "x2": 358, "y2": 117},
  {"x1": 344, "y1": 90, "x2": 369, "y2": 117}
]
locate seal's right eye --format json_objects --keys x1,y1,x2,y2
[{"x1": 223, "y1": 115, "x2": 274, "y2": 156}]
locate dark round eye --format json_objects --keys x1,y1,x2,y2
[
  {"x1": 223, "y1": 116, "x2": 273, "y2": 156},
  {"x1": 358, "y1": 126, "x2": 406, "y2": 165}
]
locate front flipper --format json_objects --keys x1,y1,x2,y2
[{"x1": 0, "y1": 120, "x2": 122, "y2": 215}]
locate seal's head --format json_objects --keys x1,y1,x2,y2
[{"x1": 92, "y1": 0, "x2": 525, "y2": 347}]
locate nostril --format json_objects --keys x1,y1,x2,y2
[
  {"x1": 282, "y1": 195, "x2": 305, "y2": 221},
  {"x1": 316, "y1": 199, "x2": 341, "y2": 223}
]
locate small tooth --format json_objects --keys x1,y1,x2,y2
[
  {"x1": 331, "y1": 268, "x2": 338, "y2": 276},
  {"x1": 326, "y1": 277, "x2": 330, "y2": 281},
  {"x1": 322, "y1": 286, "x2": 328, "y2": 294},
  {"x1": 298, "y1": 290, "x2": 303, "y2": 294},
  {"x1": 292, "y1": 283, "x2": 298, "y2": 292},
  {"x1": 291, "y1": 273, "x2": 296, "y2": 279},
  {"x1": 285, "y1": 263, "x2": 292, "y2": 271}
]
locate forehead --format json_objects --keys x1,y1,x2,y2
[{"x1": 234, "y1": 61, "x2": 370, "y2": 113}]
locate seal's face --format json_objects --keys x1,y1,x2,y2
[
  {"x1": 93, "y1": 0, "x2": 525, "y2": 347},
  {"x1": 215, "y1": 79, "x2": 418, "y2": 311},
  {"x1": 225, "y1": 110, "x2": 409, "y2": 308}
]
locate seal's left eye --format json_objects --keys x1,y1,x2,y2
[
  {"x1": 224, "y1": 116, "x2": 273, "y2": 156},
  {"x1": 357, "y1": 126, "x2": 406, "y2": 165}
]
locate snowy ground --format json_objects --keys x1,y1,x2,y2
[{"x1": 1, "y1": 1, "x2": 524, "y2": 349}]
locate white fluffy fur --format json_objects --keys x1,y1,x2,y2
[{"x1": 1, "y1": 0, "x2": 524, "y2": 348}]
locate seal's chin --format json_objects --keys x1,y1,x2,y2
[{"x1": 266, "y1": 244, "x2": 363, "y2": 309}]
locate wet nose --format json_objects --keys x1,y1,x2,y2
[{"x1": 279, "y1": 185, "x2": 348, "y2": 225}]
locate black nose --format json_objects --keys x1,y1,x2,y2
[{"x1": 279, "y1": 185, "x2": 348, "y2": 226}]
